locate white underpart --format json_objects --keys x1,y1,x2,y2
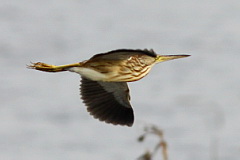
[{"x1": 68, "y1": 67, "x2": 107, "y2": 81}]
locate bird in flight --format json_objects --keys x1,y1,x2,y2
[{"x1": 28, "y1": 49, "x2": 190, "y2": 127}]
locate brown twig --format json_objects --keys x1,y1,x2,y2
[{"x1": 137, "y1": 124, "x2": 168, "y2": 160}]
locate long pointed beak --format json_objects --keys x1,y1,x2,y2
[{"x1": 156, "y1": 54, "x2": 190, "y2": 63}]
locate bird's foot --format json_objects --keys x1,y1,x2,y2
[
  {"x1": 27, "y1": 62, "x2": 63, "y2": 72},
  {"x1": 27, "y1": 62, "x2": 83, "y2": 72}
]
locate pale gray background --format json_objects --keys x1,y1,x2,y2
[{"x1": 0, "y1": 0, "x2": 239, "y2": 159}]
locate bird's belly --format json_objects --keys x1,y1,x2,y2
[
  {"x1": 68, "y1": 67, "x2": 108, "y2": 81},
  {"x1": 68, "y1": 65, "x2": 152, "y2": 82}
]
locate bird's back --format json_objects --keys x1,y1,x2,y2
[{"x1": 89, "y1": 49, "x2": 157, "y2": 61}]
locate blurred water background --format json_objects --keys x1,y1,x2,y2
[{"x1": 0, "y1": 0, "x2": 240, "y2": 159}]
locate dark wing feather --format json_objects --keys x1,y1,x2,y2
[
  {"x1": 80, "y1": 77, "x2": 134, "y2": 126},
  {"x1": 90, "y1": 49, "x2": 157, "y2": 61}
]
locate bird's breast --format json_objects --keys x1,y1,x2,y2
[{"x1": 106, "y1": 57, "x2": 154, "y2": 82}]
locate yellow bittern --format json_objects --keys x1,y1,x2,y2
[{"x1": 28, "y1": 49, "x2": 190, "y2": 127}]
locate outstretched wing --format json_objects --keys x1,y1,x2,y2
[{"x1": 80, "y1": 77, "x2": 134, "y2": 126}]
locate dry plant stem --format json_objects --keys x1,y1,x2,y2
[{"x1": 138, "y1": 125, "x2": 168, "y2": 160}]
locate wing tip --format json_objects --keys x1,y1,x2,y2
[{"x1": 87, "y1": 106, "x2": 134, "y2": 127}]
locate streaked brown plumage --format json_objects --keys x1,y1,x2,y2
[{"x1": 28, "y1": 49, "x2": 190, "y2": 126}]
